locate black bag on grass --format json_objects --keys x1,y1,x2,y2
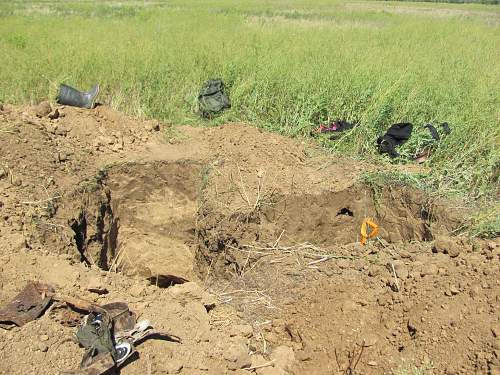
[
  {"x1": 198, "y1": 79, "x2": 231, "y2": 118},
  {"x1": 377, "y1": 122, "x2": 413, "y2": 158}
]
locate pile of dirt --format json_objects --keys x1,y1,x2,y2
[{"x1": 0, "y1": 102, "x2": 498, "y2": 375}]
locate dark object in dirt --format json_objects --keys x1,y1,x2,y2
[
  {"x1": 76, "y1": 301, "x2": 138, "y2": 367},
  {"x1": 48, "y1": 108, "x2": 61, "y2": 120},
  {"x1": 133, "y1": 331, "x2": 182, "y2": 345},
  {"x1": 101, "y1": 302, "x2": 137, "y2": 333},
  {"x1": 148, "y1": 274, "x2": 189, "y2": 288},
  {"x1": 71, "y1": 299, "x2": 180, "y2": 375},
  {"x1": 77, "y1": 312, "x2": 118, "y2": 366},
  {"x1": 0, "y1": 282, "x2": 55, "y2": 329},
  {"x1": 336, "y1": 207, "x2": 354, "y2": 217},
  {"x1": 57, "y1": 83, "x2": 100, "y2": 109},
  {"x1": 313, "y1": 120, "x2": 355, "y2": 136},
  {"x1": 198, "y1": 79, "x2": 231, "y2": 118},
  {"x1": 377, "y1": 122, "x2": 413, "y2": 158}
]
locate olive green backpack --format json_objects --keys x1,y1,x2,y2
[{"x1": 198, "y1": 79, "x2": 231, "y2": 118}]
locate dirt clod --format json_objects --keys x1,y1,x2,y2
[
  {"x1": 270, "y1": 345, "x2": 295, "y2": 371},
  {"x1": 224, "y1": 342, "x2": 251, "y2": 370},
  {"x1": 434, "y1": 236, "x2": 461, "y2": 257},
  {"x1": 35, "y1": 101, "x2": 51, "y2": 117}
]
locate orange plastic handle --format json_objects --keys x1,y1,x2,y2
[{"x1": 360, "y1": 218, "x2": 379, "y2": 246}]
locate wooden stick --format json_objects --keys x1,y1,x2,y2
[
  {"x1": 273, "y1": 230, "x2": 285, "y2": 248},
  {"x1": 391, "y1": 263, "x2": 400, "y2": 292},
  {"x1": 242, "y1": 360, "x2": 275, "y2": 371}
]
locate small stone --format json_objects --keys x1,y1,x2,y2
[
  {"x1": 408, "y1": 318, "x2": 418, "y2": 336},
  {"x1": 420, "y1": 264, "x2": 438, "y2": 277},
  {"x1": 224, "y1": 342, "x2": 251, "y2": 370},
  {"x1": 367, "y1": 361, "x2": 377, "y2": 366},
  {"x1": 433, "y1": 236, "x2": 461, "y2": 258},
  {"x1": 35, "y1": 101, "x2": 51, "y2": 117},
  {"x1": 450, "y1": 286, "x2": 459, "y2": 295},
  {"x1": 447, "y1": 246, "x2": 460, "y2": 258},
  {"x1": 45, "y1": 123, "x2": 58, "y2": 134},
  {"x1": 492, "y1": 326, "x2": 500, "y2": 338},
  {"x1": 129, "y1": 283, "x2": 145, "y2": 298},
  {"x1": 39, "y1": 335, "x2": 49, "y2": 342},
  {"x1": 230, "y1": 324, "x2": 253, "y2": 338},
  {"x1": 37, "y1": 342, "x2": 48, "y2": 352},
  {"x1": 12, "y1": 177, "x2": 22, "y2": 187},
  {"x1": 368, "y1": 266, "x2": 380, "y2": 277},
  {"x1": 58, "y1": 152, "x2": 68, "y2": 162},
  {"x1": 164, "y1": 359, "x2": 183, "y2": 374},
  {"x1": 10, "y1": 233, "x2": 27, "y2": 250}
]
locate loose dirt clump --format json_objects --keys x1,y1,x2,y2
[{"x1": 0, "y1": 103, "x2": 499, "y2": 375}]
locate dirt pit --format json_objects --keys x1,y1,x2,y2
[
  {"x1": 67, "y1": 161, "x2": 202, "y2": 282},
  {"x1": 0, "y1": 103, "x2": 499, "y2": 375}
]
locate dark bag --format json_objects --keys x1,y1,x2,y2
[
  {"x1": 198, "y1": 79, "x2": 231, "y2": 118},
  {"x1": 377, "y1": 122, "x2": 413, "y2": 158}
]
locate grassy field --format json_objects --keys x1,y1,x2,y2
[{"x1": 1, "y1": 0, "x2": 499, "y2": 233}]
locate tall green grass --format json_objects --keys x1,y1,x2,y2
[{"x1": 1, "y1": 1, "x2": 499, "y2": 207}]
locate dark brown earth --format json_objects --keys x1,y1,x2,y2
[{"x1": 0, "y1": 102, "x2": 498, "y2": 375}]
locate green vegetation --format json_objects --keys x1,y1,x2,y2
[{"x1": 1, "y1": 0, "x2": 498, "y2": 231}]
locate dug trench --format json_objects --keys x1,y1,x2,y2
[
  {"x1": 1, "y1": 104, "x2": 499, "y2": 374},
  {"x1": 52, "y1": 159, "x2": 499, "y2": 374},
  {"x1": 58, "y1": 160, "x2": 455, "y2": 289}
]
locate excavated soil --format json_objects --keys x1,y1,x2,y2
[{"x1": 0, "y1": 103, "x2": 498, "y2": 375}]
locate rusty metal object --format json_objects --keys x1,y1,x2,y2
[
  {"x1": 0, "y1": 282, "x2": 55, "y2": 328},
  {"x1": 53, "y1": 294, "x2": 107, "y2": 315}
]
